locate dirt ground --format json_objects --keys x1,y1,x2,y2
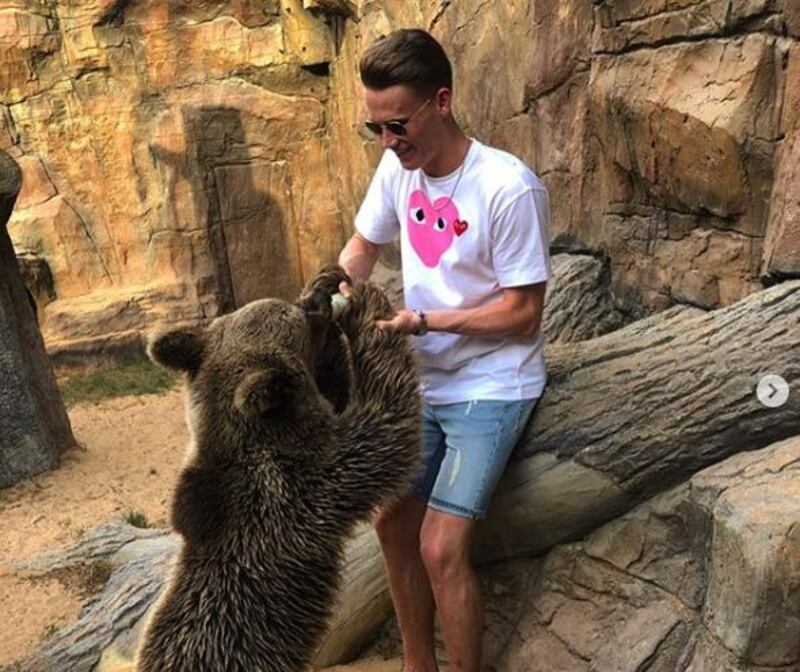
[
  {"x1": 0, "y1": 389, "x2": 187, "y2": 667},
  {"x1": 0, "y1": 389, "x2": 403, "y2": 671}
]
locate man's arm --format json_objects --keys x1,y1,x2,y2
[
  {"x1": 338, "y1": 232, "x2": 382, "y2": 282},
  {"x1": 376, "y1": 282, "x2": 547, "y2": 338}
]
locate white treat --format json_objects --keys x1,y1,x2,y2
[{"x1": 330, "y1": 293, "x2": 349, "y2": 319}]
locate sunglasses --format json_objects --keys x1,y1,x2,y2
[{"x1": 364, "y1": 98, "x2": 432, "y2": 137}]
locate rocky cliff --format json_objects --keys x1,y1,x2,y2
[{"x1": 2, "y1": 0, "x2": 799, "y2": 357}]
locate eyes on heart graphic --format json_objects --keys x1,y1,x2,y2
[{"x1": 407, "y1": 190, "x2": 467, "y2": 267}]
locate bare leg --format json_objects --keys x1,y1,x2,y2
[
  {"x1": 374, "y1": 496, "x2": 439, "y2": 672},
  {"x1": 420, "y1": 510, "x2": 482, "y2": 672}
]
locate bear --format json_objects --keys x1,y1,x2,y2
[{"x1": 136, "y1": 267, "x2": 421, "y2": 672}]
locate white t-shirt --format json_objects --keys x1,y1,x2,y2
[{"x1": 355, "y1": 139, "x2": 551, "y2": 404}]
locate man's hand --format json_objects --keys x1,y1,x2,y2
[{"x1": 375, "y1": 309, "x2": 423, "y2": 335}]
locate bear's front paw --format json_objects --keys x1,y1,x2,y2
[{"x1": 297, "y1": 265, "x2": 352, "y2": 323}]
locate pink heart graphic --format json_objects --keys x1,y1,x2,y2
[{"x1": 407, "y1": 190, "x2": 459, "y2": 268}]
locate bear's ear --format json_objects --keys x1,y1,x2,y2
[
  {"x1": 147, "y1": 327, "x2": 206, "y2": 372},
  {"x1": 233, "y1": 361, "x2": 302, "y2": 419}
]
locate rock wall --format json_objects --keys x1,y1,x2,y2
[
  {"x1": 2, "y1": 0, "x2": 348, "y2": 360},
  {"x1": 2, "y1": 0, "x2": 799, "y2": 356},
  {"x1": 330, "y1": 0, "x2": 800, "y2": 313}
]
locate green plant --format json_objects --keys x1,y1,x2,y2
[
  {"x1": 59, "y1": 359, "x2": 179, "y2": 406},
  {"x1": 123, "y1": 509, "x2": 150, "y2": 529},
  {"x1": 80, "y1": 559, "x2": 114, "y2": 594}
]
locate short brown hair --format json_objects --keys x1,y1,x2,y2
[{"x1": 359, "y1": 29, "x2": 452, "y2": 97}]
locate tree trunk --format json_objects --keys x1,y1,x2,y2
[{"x1": 0, "y1": 149, "x2": 75, "y2": 489}]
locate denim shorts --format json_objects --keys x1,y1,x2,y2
[{"x1": 411, "y1": 398, "x2": 538, "y2": 519}]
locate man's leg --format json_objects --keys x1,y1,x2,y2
[
  {"x1": 416, "y1": 398, "x2": 538, "y2": 672},
  {"x1": 374, "y1": 403, "x2": 446, "y2": 672},
  {"x1": 419, "y1": 510, "x2": 481, "y2": 672},
  {"x1": 374, "y1": 496, "x2": 438, "y2": 672}
]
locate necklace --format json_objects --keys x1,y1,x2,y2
[{"x1": 428, "y1": 140, "x2": 470, "y2": 212}]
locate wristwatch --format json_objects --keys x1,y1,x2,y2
[{"x1": 412, "y1": 309, "x2": 428, "y2": 336}]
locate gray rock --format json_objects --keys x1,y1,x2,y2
[{"x1": 0, "y1": 149, "x2": 75, "y2": 489}]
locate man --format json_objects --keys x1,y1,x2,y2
[{"x1": 338, "y1": 29, "x2": 550, "y2": 672}]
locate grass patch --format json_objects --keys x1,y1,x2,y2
[
  {"x1": 59, "y1": 359, "x2": 179, "y2": 407},
  {"x1": 123, "y1": 510, "x2": 150, "y2": 529},
  {"x1": 79, "y1": 558, "x2": 115, "y2": 594},
  {"x1": 41, "y1": 622, "x2": 61, "y2": 641}
]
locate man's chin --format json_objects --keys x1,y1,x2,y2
[{"x1": 395, "y1": 148, "x2": 421, "y2": 169}]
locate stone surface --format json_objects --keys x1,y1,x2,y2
[
  {"x1": 0, "y1": 149, "x2": 75, "y2": 489},
  {"x1": 762, "y1": 42, "x2": 800, "y2": 278},
  {"x1": 4, "y1": 1, "x2": 343, "y2": 362},
  {"x1": 586, "y1": 33, "x2": 777, "y2": 310}
]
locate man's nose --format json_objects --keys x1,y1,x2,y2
[{"x1": 381, "y1": 128, "x2": 400, "y2": 149}]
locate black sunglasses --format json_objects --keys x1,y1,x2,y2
[{"x1": 364, "y1": 98, "x2": 432, "y2": 137}]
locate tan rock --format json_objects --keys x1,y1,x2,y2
[
  {"x1": 762, "y1": 44, "x2": 800, "y2": 277},
  {"x1": 705, "y1": 466, "x2": 800, "y2": 666},
  {"x1": 5, "y1": 0, "x2": 345, "y2": 356},
  {"x1": 8, "y1": 195, "x2": 112, "y2": 300},
  {"x1": 15, "y1": 154, "x2": 56, "y2": 210},
  {"x1": 762, "y1": 131, "x2": 800, "y2": 277},
  {"x1": 593, "y1": 0, "x2": 782, "y2": 53},
  {"x1": 284, "y1": 0, "x2": 334, "y2": 65},
  {"x1": 0, "y1": 5, "x2": 59, "y2": 103}
]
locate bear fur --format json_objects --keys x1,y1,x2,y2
[{"x1": 136, "y1": 267, "x2": 420, "y2": 672}]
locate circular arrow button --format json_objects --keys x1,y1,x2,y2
[{"x1": 756, "y1": 374, "x2": 790, "y2": 408}]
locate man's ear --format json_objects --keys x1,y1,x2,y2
[
  {"x1": 147, "y1": 326, "x2": 206, "y2": 372},
  {"x1": 233, "y1": 360, "x2": 302, "y2": 419}
]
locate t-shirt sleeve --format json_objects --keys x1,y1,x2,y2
[
  {"x1": 491, "y1": 186, "x2": 551, "y2": 287},
  {"x1": 354, "y1": 151, "x2": 401, "y2": 245}
]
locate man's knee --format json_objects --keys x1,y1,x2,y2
[{"x1": 419, "y1": 515, "x2": 474, "y2": 584}]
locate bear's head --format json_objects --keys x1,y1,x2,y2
[{"x1": 148, "y1": 298, "x2": 338, "y2": 446}]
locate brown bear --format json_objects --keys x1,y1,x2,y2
[{"x1": 136, "y1": 267, "x2": 420, "y2": 672}]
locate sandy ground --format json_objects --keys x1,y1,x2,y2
[
  {"x1": 0, "y1": 389, "x2": 188, "y2": 667},
  {"x1": 0, "y1": 389, "x2": 403, "y2": 671}
]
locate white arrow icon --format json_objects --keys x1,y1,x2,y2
[{"x1": 756, "y1": 374, "x2": 790, "y2": 408}]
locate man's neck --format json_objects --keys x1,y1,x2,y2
[{"x1": 422, "y1": 126, "x2": 471, "y2": 177}]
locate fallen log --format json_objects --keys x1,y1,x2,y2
[{"x1": 480, "y1": 279, "x2": 800, "y2": 560}]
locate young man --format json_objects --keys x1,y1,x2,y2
[{"x1": 338, "y1": 29, "x2": 550, "y2": 672}]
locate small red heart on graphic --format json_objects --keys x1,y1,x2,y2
[{"x1": 453, "y1": 219, "x2": 469, "y2": 236}]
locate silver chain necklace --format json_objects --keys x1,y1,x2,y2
[{"x1": 428, "y1": 140, "x2": 470, "y2": 212}]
